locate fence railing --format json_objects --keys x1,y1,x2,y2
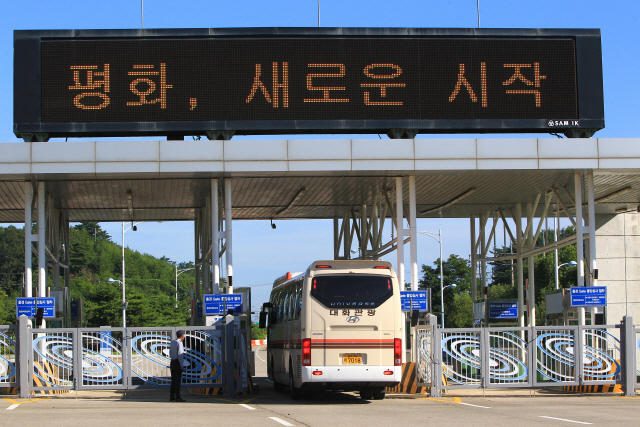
[
  {"x1": 11, "y1": 315, "x2": 246, "y2": 398},
  {"x1": 416, "y1": 316, "x2": 636, "y2": 397},
  {"x1": 0, "y1": 325, "x2": 17, "y2": 388}
]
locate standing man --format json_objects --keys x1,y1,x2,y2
[{"x1": 170, "y1": 330, "x2": 186, "y2": 402}]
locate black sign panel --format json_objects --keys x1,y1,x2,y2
[{"x1": 14, "y1": 28, "x2": 604, "y2": 137}]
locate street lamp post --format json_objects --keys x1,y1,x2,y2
[
  {"x1": 556, "y1": 261, "x2": 577, "y2": 290},
  {"x1": 175, "y1": 266, "x2": 195, "y2": 308},
  {"x1": 418, "y1": 228, "x2": 446, "y2": 326},
  {"x1": 112, "y1": 221, "x2": 144, "y2": 328}
]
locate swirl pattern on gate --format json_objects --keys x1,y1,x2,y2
[
  {"x1": 81, "y1": 334, "x2": 123, "y2": 384},
  {"x1": 441, "y1": 333, "x2": 528, "y2": 384},
  {"x1": 131, "y1": 332, "x2": 221, "y2": 385},
  {"x1": 536, "y1": 331, "x2": 620, "y2": 382},
  {"x1": 32, "y1": 335, "x2": 74, "y2": 386},
  {"x1": 0, "y1": 332, "x2": 16, "y2": 381}
]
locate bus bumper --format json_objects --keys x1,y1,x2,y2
[{"x1": 302, "y1": 365, "x2": 401, "y2": 385}]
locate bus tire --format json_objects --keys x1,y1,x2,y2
[
  {"x1": 359, "y1": 388, "x2": 373, "y2": 400},
  {"x1": 289, "y1": 361, "x2": 301, "y2": 400},
  {"x1": 372, "y1": 388, "x2": 386, "y2": 400}
]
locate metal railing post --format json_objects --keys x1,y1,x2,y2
[
  {"x1": 622, "y1": 316, "x2": 636, "y2": 396},
  {"x1": 575, "y1": 325, "x2": 583, "y2": 387},
  {"x1": 224, "y1": 315, "x2": 236, "y2": 398},
  {"x1": 527, "y1": 327, "x2": 535, "y2": 388},
  {"x1": 481, "y1": 327, "x2": 490, "y2": 390},
  {"x1": 18, "y1": 315, "x2": 31, "y2": 398}
]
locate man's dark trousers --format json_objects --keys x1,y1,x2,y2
[{"x1": 170, "y1": 359, "x2": 183, "y2": 400}]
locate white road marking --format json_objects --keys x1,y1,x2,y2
[
  {"x1": 458, "y1": 402, "x2": 491, "y2": 409},
  {"x1": 6, "y1": 404, "x2": 19, "y2": 411},
  {"x1": 239, "y1": 404, "x2": 256, "y2": 410},
  {"x1": 269, "y1": 417, "x2": 294, "y2": 426},
  {"x1": 539, "y1": 416, "x2": 593, "y2": 425},
  {"x1": 255, "y1": 352, "x2": 266, "y2": 362}
]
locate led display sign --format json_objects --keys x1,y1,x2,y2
[{"x1": 14, "y1": 28, "x2": 604, "y2": 137}]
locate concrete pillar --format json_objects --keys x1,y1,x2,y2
[
  {"x1": 470, "y1": 216, "x2": 477, "y2": 302},
  {"x1": 395, "y1": 177, "x2": 405, "y2": 289},
  {"x1": 527, "y1": 203, "x2": 536, "y2": 326},
  {"x1": 409, "y1": 176, "x2": 418, "y2": 291},
  {"x1": 24, "y1": 182, "x2": 33, "y2": 298},
  {"x1": 575, "y1": 172, "x2": 585, "y2": 326},
  {"x1": 225, "y1": 179, "x2": 233, "y2": 294},
  {"x1": 37, "y1": 182, "x2": 46, "y2": 299},
  {"x1": 516, "y1": 203, "x2": 524, "y2": 328},
  {"x1": 212, "y1": 179, "x2": 220, "y2": 294}
]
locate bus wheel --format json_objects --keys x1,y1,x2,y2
[
  {"x1": 372, "y1": 388, "x2": 386, "y2": 400},
  {"x1": 359, "y1": 388, "x2": 373, "y2": 400},
  {"x1": 289, "y1": 362, "x2": 301, "y2": 400}
]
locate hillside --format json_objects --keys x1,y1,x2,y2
[{"x1": 0, "y1": 222, "x2": 195, "y2": 326}]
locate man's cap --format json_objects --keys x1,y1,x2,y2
[{"x1": 176, "y1": 330, "x2": 185, "y2": 338}]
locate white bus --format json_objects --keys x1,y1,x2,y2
[{"x1": 260, "y1": 260, "x2": 402, "y2": 400}]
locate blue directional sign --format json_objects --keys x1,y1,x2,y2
[
  {"x1": 204, "y1": 293, "x2": 243, "y2": 316},
  {"x1": 15, "y1": 297, "x2": 56, "y2": 318},
  {"x1": 489, "y1": 302, "x2": 518, "y2": 319},
  {"x1": 401, "y1": 291, "x2": 428, "y2": 312},
  {"x1": 570, "y1": 287, "x2": 607, "y2": 307}
]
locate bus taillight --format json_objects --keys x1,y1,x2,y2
[
  {"x1": 302, "y1": 338, "x2": 311, "y2": 366},
  {"x1": 394, "y1": 338, "x2": 402, "y2": 366}
]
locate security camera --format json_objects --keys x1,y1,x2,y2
[{"x1": 133, "y1": 226, "x2": 137, "y2": 231}]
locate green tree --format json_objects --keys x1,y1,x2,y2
[
  {"x1": 251, "y1": 323, "x2": 266, "y2": 340},
  {"x1": 419, "y1": 254, "x2": 472, "y2": 328}
]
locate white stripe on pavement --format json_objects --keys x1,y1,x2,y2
[
  {"x1": 6, "y1": 404, "x2": 19, "y2": 411},
  {"x1": 458, "y1": 402, "x2": 491, "y2": 409},
  {"x1": 539, "y1": 416, "x2": 593, "y2": 425},
  {"x1": 239, "y1": 404, "x2": 256, "y2": 410},
  {"x1": 269, "y1": 417, "x2": 294, "y2": 426}
]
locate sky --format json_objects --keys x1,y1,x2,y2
[{"x1": 1, "y1": 0, "x2": 639, "y2": 307}]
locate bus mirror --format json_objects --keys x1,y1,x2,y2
[
  {"x1": 259, "y1": 311, "x2": 267, "y2": 329},
  {"x1": 410, "y1": 309, "x2": 420, "y2": 327}
]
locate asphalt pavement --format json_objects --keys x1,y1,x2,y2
[{"x1": 2, "y1": 347, "x2": 638, "y2": 427}]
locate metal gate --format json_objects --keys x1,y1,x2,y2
[
  {"x1": 17, "y1": 320, "x2": 244, "y2": 396},
  {"x1": 0, "y1": 325, "x2": 17, "y2": 388},
  {"x1": 416, "y1": 318, "x2": 634, "y2": 396}
]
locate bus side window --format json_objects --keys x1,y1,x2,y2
[
  {"x1": 289, "y1": 288, "x2": 296, "y2": 321},
  {"x1": 295, "y1": 283, "x2": 302, "y2": 319},
  {"x1": 282, "y1": 295, "x2": 289, "y2": 322}
]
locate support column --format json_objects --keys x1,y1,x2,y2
[
  {"x1": 333, "y1": 217, "x2": 340, "y2": 260},
  {"x1": 516, "y1": 203, "x2": 525, "y2": 328},
  {"x1": 395, "y1": 177, "x2": 405, "y2": 289},
  {"x1": 409, "y1": 176, "x2": 418, "y2": 291},
  {"x1": 480, "y1": 214, "x2": 487, "y2": 303},
  {"x1": 202, "y1": 197, "x2": 210, "y2": 295},
  {"x1": 575, "y1": 172, "x2": 585, "y2": 325},
  {"x1": 470, "y1": 216, "x2": 477, "y2": 302},
  {"x1": 225, "y1": 179, "x2": 234, "y2": 294},
  {"x1": 527, "y1": 203, "x2": 536, "y2": 326},
  {"x1": 587, "y1": 171, "x2": 597, "y2": 322},
  {"x1": 37, "y1": 182, "x2": 46, "y2": 299},
  {"x1": 212, "y1": 179, "x2": 220, "y2": 294},
  {"x1": 193, "y1": 212, "x2": 200, "y2": 326},
  {"x1": 24, "y1": 182, "x2": 33, "y2": 298},
  {"x1": 64, "y1": 212, "x2": 70, "y2": 327}
]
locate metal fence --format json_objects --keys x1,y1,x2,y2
[
  {"x1": 0, "y1": 325, "x2": 17, "y2": 388},
  {"x1": 416, "y1": 316, "x2": 636, "y2": 397},
  {"x1": 11, "y1": 316, "x2": 246, "y2": 398}
]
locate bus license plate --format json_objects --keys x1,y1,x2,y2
[{"x1": 343, "y1": 354, "x2": 362, "y2": 364}]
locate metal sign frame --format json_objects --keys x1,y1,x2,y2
[{"x1": 14, "y1": 27, "x2": 604, "y2": 138}]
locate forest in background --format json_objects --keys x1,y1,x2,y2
[
  {"x1": 0, "y1": 222, "x2": 195, "y2": 326},
  {"x1": 1, "y1": 223, "x2": 578, "y2": 329}
]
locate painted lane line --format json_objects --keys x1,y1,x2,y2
[
  {"x1": 269, "y1": 417, "x2": 295, "y2": 426},
  {"x1": 239, "y1": 404, "x2": 256, "y2": 410},
  {"x1": 458, "y1": 402, "x2": 491, "y2": 409},
  {"x1": 539, "y1": 416, "x2": 593, "y2": 425},
  {"x1": 6, "y1": 404, "x2": 19, "y2": 411}
]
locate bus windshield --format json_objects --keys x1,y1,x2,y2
[{"x1": 310, "y1": 275, "x2": 393, "y2": 308}]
